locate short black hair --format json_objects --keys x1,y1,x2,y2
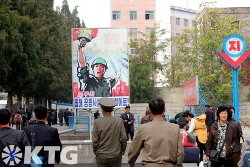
[
  {"x1": 227, "y1": 105, "x2": 234, "y2": 120},
  {"x1": 183, "y1": 111, "x2": 194, "y2": 118},
  {"x1": 148, "y1": 98, "x2": 165, "y2": 115},
  {"x1": 125, "y1": 106, "x2": 130, "y2": 109},
  {"x1": 34, "y1": 106, "x2": 47, "y2": 119},
  {"x1": 217, "y1": 105, "x2": 230, "y2": 120},
  {"x1": 0, "y1": 108, "x2": 11, "y2": 125},
  {"x1": 178, "y1": 122, "x2": 187, "y2": 129},
  {"x1": 205, "y1": 104, "x2": 211, "y2": 108},
  {"x1": 169, "y1": 119, "x2": 177, "y2": 124}
]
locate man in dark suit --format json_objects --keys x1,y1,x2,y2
[
  {"x1": 205, "y1": 104, "x2": 215, "y2": 129},
  {"x1": 120, "y1": 106, "x2": 134, "y2": 141},
  {"x1": 94, "y1": 110, "x2": 100, "y2": 119},
  {"x1": 23, "y1": 106, "x2": 62, "y2": 167},
  {"x1": 0, "y1": 108, "x2": 30, "y2": 167}
]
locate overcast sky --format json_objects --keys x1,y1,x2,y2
[{"x1": 54, "y1": 0, "x2": 250, "y2": 27}]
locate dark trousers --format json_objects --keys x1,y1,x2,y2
[
  {"x1": 96, "y1": 155, "x2": 122, "y2": 167},
  {"x1": 125, "y1": 126, "x2": 134, "y2": 141},
  {"x1": 196, "y1": 137, "x2": 205, "y2": 162},
  {"x1": 65, "y1": 118, "x2": 69, "y2": 126},
  {"x1": 59, "y1": 119, "x2": 63, "y2": 126},
  {"x1": 211, "y1": 158, "x2": 233, "y2": 167},
  {"x1": 16, "y1": 123, "x2": 21, "y2": 130}
]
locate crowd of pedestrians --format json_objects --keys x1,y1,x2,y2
[
  {"x1": 0, "y1": 97, "x2": 245, "y2": 167},
  {"x1": 10, "y1": 108, "x2": 58, "y2": 130},
  {"x1": 0, "y1": 106, "x2": 62, "y2": 167},
  {"x1": 92, "y1": 98, "x2": 243, "y2": 167}
]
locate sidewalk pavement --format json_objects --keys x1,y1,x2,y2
[
  {"x1": 242, "y1": 126, "x2": 250, "y2": 140},
  {"x1": 51, "y1": 124, "x2": 71, "y2": 133}
]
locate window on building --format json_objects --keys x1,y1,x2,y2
[
  {"x1": 176, "y1": 33, "x2": 180, "y2": 37},
  {"x1": 192, "y1": 20, "x2": 196, "y2": 28},
  {"x1": 184, "y1": 19, "x2": 188, "y2": 26},
  {"x1": 130, "y1": 11, "x2": 137, "y2": 20},
  {"x1": 112, "y1": 11, "x2": 121, "y2": 20},
  {"x1": 130, "y1": 48, "x2": 136, "y2": 54},
  {"x1": 145, "y1": 28, "x2": 154, "y2": 37},
  {"x1": 130, "y1": 28, "x2": 137, "y2": 37},
  {"x1": 145, "y1": 11, "x2": 154, "y2": 20},
  {"x1": 176, "y1": 18, "x2": 180, "y2": 25}
]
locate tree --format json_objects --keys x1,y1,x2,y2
[
  {"x1": 0, "y1": 0, "x2": 32, "y2": 111},
  {"x1": 164, "y1": 6, "x2": 243, "y2": 105},
  {"x1": 129, "y1": 27, "x2": 169, "y2": 102},
  {"x1": 0, "y1": 0, "x2": 86, "y2": 110}
]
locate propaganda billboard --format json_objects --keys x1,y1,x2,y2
[
  {"x1": 72, "y1": 28, "x2": 129, "y2": 108},
  {"x1": 183, "y1": 76, "x2": 199, "y2": 105}
]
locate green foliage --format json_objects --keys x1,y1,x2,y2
[
  {"x1": 164, "y1": 6, "x2": 245, "y2": 105},
  {"x1": 0, "y1": 0, "x2": 84, "y2": 109},
  {"x1": 129, "y1": 27, "x2": 169, "y2": 102}
]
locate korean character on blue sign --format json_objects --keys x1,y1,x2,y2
[
  {"x1": 122, "y1": 98, "x2": 128, "y2": 106},
  {"x1": 92, "y1": 98, "x2": 99, "y2": 107},
  {"x1": 74, "y1": 99, "x2": 79, "y2": 108},
  {"x1": 84, "y1": 98, "x2": 88, "y2": 107},
  {"x1": 89, "y1": 98, "x2": 93, "y2": 107},
  {"x1": 79, "y1": 98, "x2": 83, "y2": 108}
]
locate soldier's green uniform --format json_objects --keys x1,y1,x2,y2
[
  {"x1": 78, "y1": 58, "x2": 116, "y2": 97},
  {"x1": 92, "y1": 98, "x2": 127, "y2": 167}
]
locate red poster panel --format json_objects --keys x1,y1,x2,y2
[{"x1": 183, "y1": 76, "x2": 199, "y2": 105}]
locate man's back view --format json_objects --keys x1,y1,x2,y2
[
  {"x1": 128, "y1": 98, "x2": 184, "y2": 167},
  {"x1": 0, "y1": 108, "x2": 30, "y2": 167},
  {"x1": 92, "y1": 98, "x2": 127, "y2": 167},
  {"x1": 23, "y1": 106, "x2": 62, "y2": 167}
]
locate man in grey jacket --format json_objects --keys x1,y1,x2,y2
[
  {"x1": 128, "y1": 98, "x2": 184, "y2": 167},
  {"x1": 92, "y1": 98, "x2": 127, "y2": 167},
  {"x1": 0, "y1": 108, "x2": 30, "y2": 167}
]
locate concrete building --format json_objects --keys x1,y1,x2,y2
[
  {"x1": 111, "y1": 0, "x2": 157, "y2": 54},
  {"x1": 170, "y1": 6, "x2": 197, "y2": 55},
  {"x1": 110, "y1": 0, "x2": 172, "y2": 54}
]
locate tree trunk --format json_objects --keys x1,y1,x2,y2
[
  {"x1": 48, "y1": 99, "x2": 52, "y2": 109},
  {"x1": 16, "y1": 95, "x2": 22, "y2": 110},
  {"x1": 7, "y1": 92, "x2": 13, "y2": 112},
  {"x1": 25, "y1": 96, "x2": 30, "y2": 110}
]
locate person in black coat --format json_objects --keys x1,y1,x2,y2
[
  {"x1": 175, "y1": 110, "x2": 189, "y2": 125},
  {"x1": 0, "y1": 108, "x2": 30, "y2": 167},
  {"x1": 204, "y1": 104, "x2": 215, "y2": 128},
  {"x1": 120, "y1": 106, "x2": 134, "y2": 141},
  {"x1": 64, "y1": 109, "x2": 71, "y2": 126},
  {"x1": 94, "y1": 110, "x2": 100, "y2": 119},
  {"x1": 23, "y1": 106, "x2": 62, "y2": 167}
]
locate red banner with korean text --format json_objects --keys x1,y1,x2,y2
[{"x1": 183, "y1": 76, "x2": 199, "y2": 105}]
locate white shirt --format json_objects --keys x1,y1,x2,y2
[{"x1": 187, "y1": 118, "x2": 196, "y2": 134}]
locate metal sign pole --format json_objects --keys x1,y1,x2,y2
[
  {"x1": 89, "y1": 109, "x2": 92, "y2": 141},
  {"x1": 232, "y1": 68, "x2": 239, "y2": 121}
]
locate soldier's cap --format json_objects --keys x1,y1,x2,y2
[
  {"x1": 77, "y1": 31, "x2": 92, "y2": 41},
  {"x1": 99, "y1": 98, "x2": 116, "y2": 111}
]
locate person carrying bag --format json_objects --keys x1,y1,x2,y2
[{"x1": 205, "y1": 106, "x2": 241, "y2": 167}]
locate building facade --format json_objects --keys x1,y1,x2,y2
[
  {"x1": 170, "y1": 6, "x2": 197, "y2": 55},
  {"x1": 111, "y1": 0, "x2": 157, "y2": 54}
]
